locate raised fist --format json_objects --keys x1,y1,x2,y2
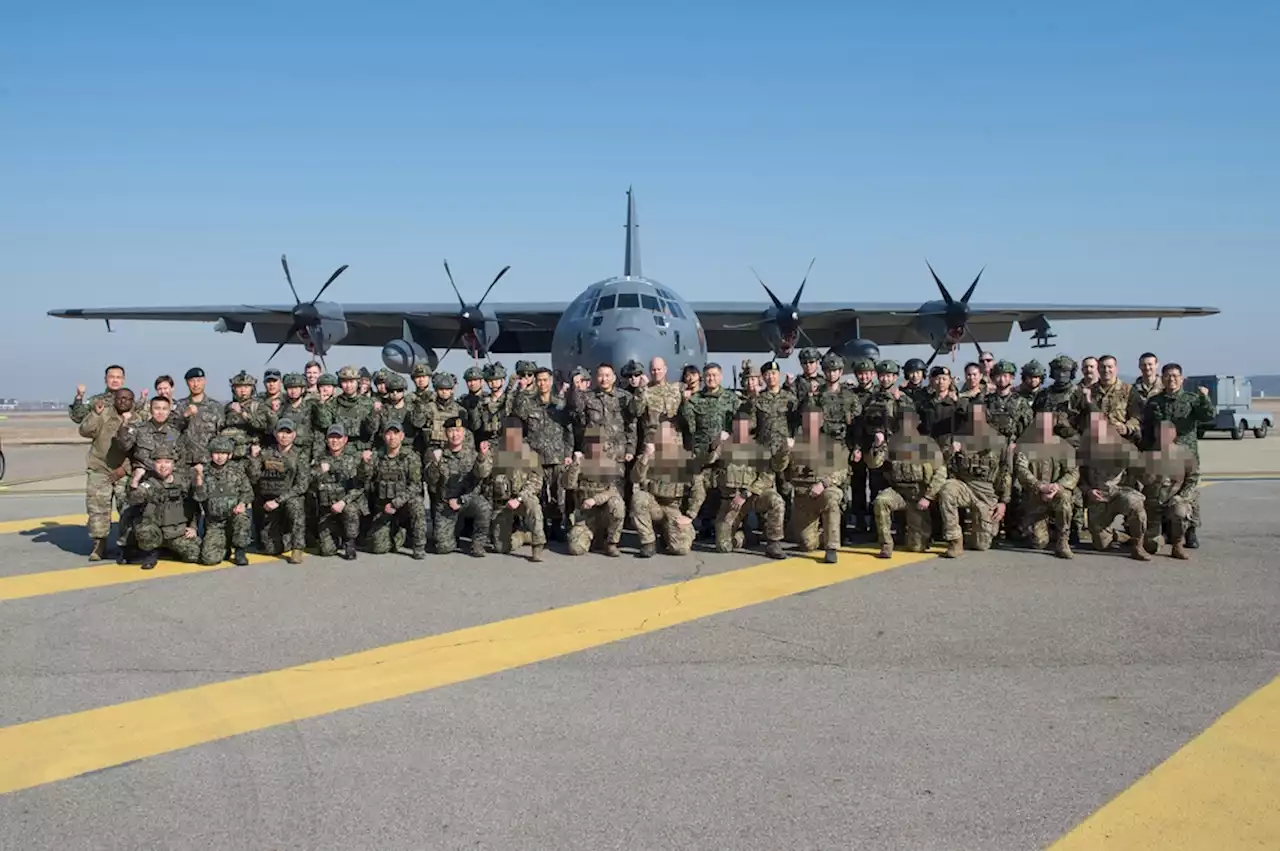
[
  {"x1": 185, "y1": 404, "x2": 198, "y2": 418},
  {"x1": 92, "y1": 399, "x2": 105, "y2": 414},
  {"x1": 193, "y1": 463, "x2": 204, "y2": 478},
  {"x1": 76, "y1": 384, "x2": 86, "y2": 397},
  {"x1": 250, "y1": 444, "x2": 261, "y2": 457},
  {"x1": 332, "y1": 500, "x2": 346, "y2": 513},
  {"x1": 719, "y1": 431, "x2": 730, "y2": 444},
  {"x1": 364, "y1": 449, "x2": 375, "y2": 462},
  {"x1": 373, "y1": 401, "x2": 382, "y2": 411},
  {"x1": 582, "y1": 498, "x2": 596, "y2": 510},
  {"x1": 479, "y1": 441, "x2": 490, "y2": 454},
  {"x1": 644, "y1": 442, "x2": 656, "y2": 456},
  {"x1": 574, "y1": 451, "x2": 584, "y2": 462},
  {"x1": 319, "y1": 461, "x2": 330, "y2": 474},
  {"x1": 229, "y1": 402, "x2": 242, "y2": 413},
  {"x1": 432, "y1": 448, "x2": 443, "y2": 462},
  {"x1": 786, "y1": 437, "x2": 795, "y2": 449},
  {"x1": 1198, "y1": 385, "x2": 1209, "y2": 396},
  {"x1": 139, "y1": 389, "x2": 149, "y2": 402},
  {"x1": 270, "y1": 398, "x2": 281, "y2": 412},
  {"x1": 873, "y1": 432, "x2": 885, "y2": 446},
  {"x1": 507, "y1": 498, "x2": 520, "y2": 510}
]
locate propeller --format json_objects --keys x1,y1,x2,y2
[
  {"x1": 921, "y1": 260, "x2": 986, "y2": 364},
  {"x1": 258, "y1": 254, "x2": 349, "y2": 369},
  {"x1": 436, "y1": 259, "x2": 511, "y2": 364},
  {"x1": 726, "y1": 258, "x2": 818, "y2": 346}
]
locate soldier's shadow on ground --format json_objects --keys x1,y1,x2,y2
[{"x1": 21, "y1": 522, "x2": 101, "y2": 557}]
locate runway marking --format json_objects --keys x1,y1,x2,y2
[
  {"x1": 0, "y1": 514, "x2": 90, "y2": 536},
  {"x1": 0, "y1": 547, "x2": 936, "y2": 795},
  {"x1": 1048, "y1": 673, "x2": 1280, "y2": 850},
  {"x1": 0, "y1": 554, "x2": 285, "y2": 602}
]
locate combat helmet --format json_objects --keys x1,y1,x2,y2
[
  {"x1": 484, "y1": 362, "x2": 507, "y2": 381},
  {"x1": 318, "y1": 372, "x2": 339, "y2": 387},
  {"x1": 410, "y1": 363, "x2": 432, "y2": 379},
  {"x1": 822, "y1": 352, "x2": 844, "y2": 372},
  {"x1": 621, "y1": 359, "x2": 644, "y2": 378},
  {"x1": 515, "y1": 359, "x2": 537, "y2": 377},
  {"x1": 876, "y1": 359, "x2": 900, "y2": 376},
  {"x1": 851, "y1": 357, "x2": 876, "y2": 374},
  {"x1": 463, "y1": 366, "x2": 484, "y2": 382},
  {"x1": 208, "y1": 435, "x2": 235, "y2": 455},
  {"x1": 385, "y1": 373, "x2": 407, "y2": 392},
  {"x1": 903, "y1": 358, "x2": 927, "y2": 375},
  {"x1": 1021, "y1": 359, "x2": 1045, "y2": 378},
  {"x1": 799, "y1": 347, "x2": 821, "y2": 364},
  {"x1": 337, "y1": 366, "x2": 360, "y2": 382},
  {"x1": 283, "y1": 372, "x2": 306, "y2": 389},
  {"x1": 230, "y1": 370, "x2": 257, "y2": 387},
  {"x1": 432, "y1": 371, "x2": 456, "y2": 390},
  {"x1": 992, "y1": 359, "x2": 1018, "y2": 375}
]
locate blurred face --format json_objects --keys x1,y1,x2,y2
[
  {"x1": 1038, "y1": 411, "x2": 1053, "y2": 437},
  {"x1": 114, "y1": 389, "x2": 134, "y2": 413},
  {"x1": 535, "y1": 372, "x2": 553, "y2": 395},
  {"x1": 1099, "y1": 357, "x2": 1118, "y2": 385},
  {"x1": 211, "y1": 451, "x2": 231, "y2": 467},
  {"x1": 155, "y1": 458, "x2": 174, "y2": 478},
  {"x1": 105, "y1": 368, "x2": 125, "y2": 390},
  {"x1": 732, "y1": 417, "x2": 751, "y2": 441},
  {"x1": 340, "y1": 378, "x2": 358, "y2": 397},
  {"x1": 275, "y1": 429, "x2": 295, "y2": 449},
  {"x1": 1159, "y1": 422, "x2": 1176, "y2": 448},
  {"x1": 650, "y1": 358, "x2": 667, "y2": 384},
  {"x1": 802, "y1": 410, "x2": 822, "y2": 438},
  {"x1": 596, "y1": 366, "x2": 616, "y2": 391},
  {"x1": 657, "y1": 421, "x2": 678, "y2": 447},
  {"x1": 1139, "y1": 355, "x2": 1159, "y2": 382},
  {"x1": 502, "y1": 425, "x2": 521, "y2": 450},
  {"x1": 186, "y1": 376, "x2": 206, "y2": 396},
  {"x1": 1162, "y1": 368, "x2": 1183, "y2": 393},
  {"x1": 704, "y1": 367, "x2": 721, "y2": 390},
  {"x1": 150, "y1": 398, "x2": 171, "y2": 424},
  {"x1": 1081, "y1": 359, "x2": 1099, "y2": 383},
  {"x1": 326, "y1": 434, "x2": 347, "y2": 453},
  {"x1": 384, "y1": 429, "x2": 403, "y2": 450},
  {"x1": 1089, "y1": 411, "x2": 1110, "y2": 441}
]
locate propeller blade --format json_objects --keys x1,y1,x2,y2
[
  {"x1": 791, "y1": 257, "x2": 816, "y2": 307},
  {"x1": 925, "y1": 260, "x2": 954, "y2": 305},
  {"x1": 924, "y1": 349, "x2": 941, "y2": 368},
  {"x1": 265, "y1": 338, "x2": 291, "y2": 364},
  {"x1": 476, "y1": 265, "x2": 511, "y2": 309},
  {"x1": 442, "y1": 260, "x2": 466, "y2": 309},
  {"x1": 959, "y1": 266, "x2": 984, "y2": 303},
  {"x1": 749, "y1": 268, "x2": 787, "y2": 311},
  {"x1": 311, "y1": 264, "x2": 349, "y2": 303},
  {"x1": 280, "y1": 255, "x2": 302, "y2": 304},
  {"x1": 438, "y1": 329, "x2": 462, "y2": 365},
  {"x1": 723, "y1": 319, "x2": 766, "y2": 330}
]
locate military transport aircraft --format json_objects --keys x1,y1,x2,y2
[{"x1": 49, "y1": 189, "x2": 1219, "y2": 380}]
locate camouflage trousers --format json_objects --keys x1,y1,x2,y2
[
  {"x1": 493, "y1": 497, "x2": 546, "y2": 553},
  {"x1": 715, "y1": 489, "x2": 784, "y2": 553},
  {"x1": 200, "y1": 513, "x2": 252, "y2": 564},
  {"x1": 872, "y1": 489, "x2": 934, "y2": 552},
  {"x1": 259, "y1": 495, "x2": 307, "y2": 555},
  {"x1": 135, "y1": 521, "x2": 201, "y2": 562},
  {"x1": 432, "y1": 492, "x2": 491, "y2": 554},
  {"x1": 317, "y1": 500, "x2": 366, "y2": 555},
  {"x1": 85, "y1": 469, "x2": 127, "y2": 541},
  {"x1": 937, "y1": 479, "x2": 998, "y2": 551},
  {"x1": 1086, "y1": 489, "x2": 1147, "y2": 547},
  {"x1": 1145, "y1": 497, "x2": 1193, "y2": 546},
  {"x1": 540, "y1": 464, "x2": 566, "y2": 532},
  {"x1": 1020, "y1": 488, "x2": 1075, "y2": 548},
  {"x1": 370, "y1": 497, "x2": 427, "y2": 554},
  {"x1": 686, "y1": 467, "x2": 715, "y2": 523},
  {"x1": 631, "y1": 491, "x2": 694, "y2": 555},
  {"x1": 790, "y1": 485, "x2": 844, "y2": 551},
  {"x1": 567, "y1": 491, "x2": 625, "y2": 555}
]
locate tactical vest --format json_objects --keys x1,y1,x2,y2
[
  {"x1": 256, "y1": 452, "x2": 291, "y2": 497},
  {"x1": 315, "y1": 455, "x2": 354, "y2": 505},
  {"x1": 953, "y1": 449, "x2": 1000, "y2": 483},
  {"x1": 374, "y1": 455, "x2": 409, "y2": 503},
  {"x1": 202, "y1": 466, "x2": 243, "y2": 520},
  {"x1": 152, "y1": 479, "x2": 189, "y2": 529},
  {"x1": 888, "y1": 459, "x2": 933, "y2": 500}
]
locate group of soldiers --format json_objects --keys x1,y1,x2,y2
[{"x1": 70, "y1": 346, "x2": 1214, "y2": 569}]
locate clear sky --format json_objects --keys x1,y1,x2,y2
[{"x1": 3, "y1": 2, "x2": 1277, "y2": 399}]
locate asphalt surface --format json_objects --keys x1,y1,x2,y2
[{"x1": 0, "y1": 481, "x2": 1276, "y2": 850}]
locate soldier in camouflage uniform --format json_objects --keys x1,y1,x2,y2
[
  {"x1": 373, "y1": 368, "x2": 390, "y2": 401},
  {"x1": 1013, "y1": 411, "x2": 1080, "y2": 558},
  {"x1": 1140, "y1": 363, "x2": 1214, "y2": 548},
  {"x1": 69, "y1": 364, "x2": 126, "y2": 424},
  {"x1": 277, "y1": 373, "x2": 320, "y2": 462},
  {"x1": 177, "y1": 367, "x2": 224, "y2": 465},
  {"x1": 311, "y1": 373, "x2": 339, "y2": 456},
  {"x1": 1086, "y1": 355, "x2": 1140, "y2": 441},
  {"x1": 458, "y1": 365, "x2": 488, "y2": 425},
  {"x1": 248, "y1": 418, "x2": 310, "y2": 563},
  {"x1": 710, "y1": 412, "x2": 786, "y2": 558},
  {"x1": 794, "y1": 348, "x2": 823, "y2": 398},
  {"x1": 119, "y1": 395, "x2": 187, "y2": 474},
  {"x1": 1017, "y1": 361, "x2": 1045, "y2": 403},
  {"x1": 412, "y1": 372, "x2": 470, "y2": 455},
  {"x1": 311, "y1": 423, "x2": 369, "y2": 559},
  {"x1": 370, "y1": 372, "x2": 415, "y2": 450},
  {"x1": 358, "y1": 367, "x2": 373, "y2": 397},
  {"x1": 901, "y1": 358, "x2": 929, "y2": 408},
  {"x1": 367, "y1": 421, "x2": 427, "y2": 558},
  {"x1": 571, "y1": 363, "x2": 638, "y2": 464},
  {"x1": 129, "y1": 445, "x2": 201, "y2": 569},
  {"x1": 473, "y1": 362, "x2": 516, "y2": 443},
  {"x1": 867, "y1": 412, "x2": 947, "y2": 558},
  {"x1": 620, "y1": 360, "x2": 648, "y2": 427},
  {"x1": 859, "y1": 359, "x2": 915, "y2": 534},
  {"x1": 936, "y1": 403, "x2": 1012, "y2": 558},
  {"x1": 1140, "y1": 420, "x2": 1200, "y2": 559},
  {"x1": 641, "y1": 357, "x2": 685, "y2": 446},
  {"x1": 516, "y1": 366, "x2": 574, "y2": 540},
  {"x1": 410, "y1": 362, "x2": 434, "y2": 400},
  {"x1": 221, "y1": 371, "x2": 273, "y2": 468},
  {"x1": 327, "y1": 366, "x2": 378, "y2": 451},
  {"x1": 78, "y1": 387, "x2": 135, "y2": 560},
  {"x1": 844, "y1": 356, "x2": 878, "y2": 533},
  {"x1": 752, "y1": 360, "x2": 797, "y2": 453},
  {"x1": 678, "y1": 363, "x2": 739, "y2": 533},
  {"x1": 737, "y1": 359, "x2": 760, "y2": 419},
  {"x1": 564, "y1": 428, "x2": 626, "y2": 557},
  {"x1": 490, "y1": 417, "x2": 547, "y2": 561},
  {"x1": 777, "y1": 409, "x2": 849, "y2": 563},
  {"x1": 983, "y1": 360, "x2": 1033, "y2": 541},
  {"x1": 1079, "y1": 412, "x2": 1150, "y2": 560},
  {"x1": 1033, "y1": 355, "x2": 1093, "y2": 545},
  {"x1": 425, "y1": 416, "x2": 493, "y2": 556},
  {"x1": 195, "y1": 436, "x2": 253, "y2": 566},
  {"x1": 258, "y1": 369, "x2": 285, "y2": 413},
  {"x1": 1130, "y1": 352, "x2": 1163, "y2": 415},
  {"x1": 630, "y1": 421, "x2": 698, "y2": 557},
  {"x1": 916, "y1": 366, "x2": 965, "y2": 447}
]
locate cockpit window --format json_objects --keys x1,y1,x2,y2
[
  {"x1": 640, "y1": 294, "x2": 659, "y2": 311},
  {"x1": 657, "y1": 288, "x2": 674, "y2": 300},
  {"x1": 668, "y1": 302, "x2": 685, "y2": 319},
  {"x1": 617, "y1": 293, "x2": 640, "y2": 309},
  {"x1": 595, "y1": 294, "x2": 616, "y2": 312}
]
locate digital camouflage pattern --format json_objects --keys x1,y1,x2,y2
[
  {"x1": 194, "y1": 459, "x2": 254, "y2": 564},
  {"x1": 328, "y1": 393, "x2": 377, "y2": 451},
  {"x1": 130, "y1": 467, "x2": 201, "y2": 562},
  {"x1": 1141, "y1": 390, "x2": 1215, "y2": 458},
  {"x1": 221, "y1": 396, "x2": 273, "y2": 460},
  {"x1": 119, "y1": 417, "x2": 186, "y2": 473},
  {"x1": 367, "y1": 446, "x2": 426, "y2": 555},
  {"x1": 426, "y1": 442, "x2": 493, "y2": 554},
  {"x1": 573, "y1": 387, "x2": 638, "y2": 462},
  {"x1": 178, "y1": 395, "x2": 225, "y2": 464},
  {"x1": 248, "y1": 445, "x2": 310, "y2": 555},
  {"x1": 312, "y1": 446, "x2": 369, "y2": 556}
]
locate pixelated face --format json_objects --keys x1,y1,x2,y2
[
  {"x1": 275, "y1": 428, "x2": 295, "y2": 448},
  {"x1": 704, "y1": 367, "x2": 721, "y2": 389},
  {"x1": 1037, "y1": 410, "x2": 1053, "y2": 436},
  {"x1": 154, "y1": 457, "x2": 174, "y2": 478},
  {"x1": 1162, "y1": 368, "x2": 1183, "y2": 392},
  {"x1": 113, "y1": 389, "x2": 134, "y2": 413},
  {"x1": 305, "y1": 365, "x2": 321, "y2": 383},
  {"x1": 319, "y1": 385, "x2": 335, "y2": 401},
  {"x1": 1139, "y1": 355, "x2": 1159, "y2": 380},
  {"x1": 211, "y1": 451, "x2": 231, "y2": 466},
  {"x1": 503, "y1": 425, "x2": 522, "y2": 450},
  {"x1": 105, "y1": 367, "x2": 125, "y2": 390},
  {"x1": 657, "y1": 421, "x2": 678, "y2": 446},
  {"x1": 535, "y1": 372, "x2": 552, "y2": 394},
  {"x1": 326, "y1": 433, "x2": 347, "y2": 453},
  {"x1": 732, "y1": 416, "x2": 751, "y2": 440},
  {"x1": 650, "y1": 358, "x2": 667, "y2": 383},
  {"x1": 384, "y1": 428, "x2": 403, "y2": 449},
  {"x1": 1089, "y1": 410, "x2": 1106, "y2": 438},
  {"x1": 186, "y1": 376, "x2": 206, "y2": 395},
  {"x1": 802, "y1": 408, "x2": 822, "y2": 437},
  {"x1": 1158, "y1": 421, "x2": 1176, "y2": 447},
  {"x1": 150, "y1": 397, "x2": 171, "y2": 423},
  {"x1": 340, "y1": 378, "x2": 359, "y2": 396},
  {"x1": 233, "y1": 384, "x2": 253, "y2": 400},
  {"x1": 596, "y1": 365, "x2": 616, "y2": 390},
  {"x1": 446, "y1": 424, "x2": 465, "y2": 446},
  {"x1": 584, "y1": 438, "x2": 602, "y2": 457}
]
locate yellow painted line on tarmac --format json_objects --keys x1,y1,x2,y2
[
  {"x1": 1048, "y1": 673, "x2": 1280, "y2": 850},
  {"x1": 0, "y1": 553, "x2": 284, "y2": 602},
  {"x1": 0, "y1": 548, "x2": 935, "y2": 795},
  {"x1": 0, "y1": 514, "x2": 90, "y2": 536}
]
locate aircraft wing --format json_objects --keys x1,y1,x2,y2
[
  {"x1": 47, "y1": 302, "x2": 571, "y2": 353},
  {"x1": 692, "y1": 302, "x2": 1221, "y2": 351}
]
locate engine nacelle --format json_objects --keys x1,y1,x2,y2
[
  {"x1": 829, "y1": 338, "x2": 882, "y2": 371},
  {"x1": 381, "y1": 339, "x2": 438, "y2": 375}
]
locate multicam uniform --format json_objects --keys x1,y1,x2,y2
[
  {"x1": 564, "y1": 451, "x2": 626, "y2": 556},
  {"x1": 78, "y1": 401, "x2": 132, "y2": 550},
  {"x1": 710, "y1": 440, "x2": 786, "y2": 557},
  {"x1": 1079, "y1": 437, "x2": 1149, "y2": 557},
  {"x1": 778, "y1": 435, "x2": 848, "y2": 558},
  {"x1": 629, "y1": 445, "x2": 697, "y2": 556},
  {"x1": 1013, "y1": 439, "x2": 1079, "y2": 557},
  {"x1": 1140, "y1": 443, "x2": 1199, "y2": 557},
  {"x1": 937, "y1": 432, "x2": 1012, "y2": 555},
  {"x1": 868, "y1": 434, "x2": 947, "y2": 556},
  {"x1": 490, "y1": 445, "x2": 546, "y2": 558}
]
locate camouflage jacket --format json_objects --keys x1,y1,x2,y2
[
  {"x1": 413, "y1": 395, "x2": 471, "y2": 450},
  {"x1": 516, "y1": 391, "x2": 573, "y2": 466},
  {"x1": 1013, "y1": 442, "x2": 1080, "y2": 491},
  {"x1": 1079, "y1": 438, "x2": 1145, "y2": 500},
  {"x1": 751, "y1": 388, "x2": 797, "y2": 451},
  {"x1": 177, "y1": 395, "x2": 225, "y2": 462},
  {"x1": 982, "y1": 390, "x2": 1032, "y2": 445},
  {"x1": 678, "y1": 387, "x2": 739, "y2": 457},
  {"x1": 221, "y1": 397, "x2": 273, "y2": 459},
  {"x1": 860, "y1": 387, "x2": 911, "y2": 444},
  {"x1": 1140, "y1": 445, "x2": 1199, "y2": 505},
  {"x1": 631, "y1": 447, "x2": 698, "y2": 500},
  {"x1": 917, "y1": 391, "x2": 964, "y2": 444},
  {"x1": 947, "y1": 435, "x2": 1012, "y2": 502},
  {"x1": 370, "y1": 401, "x2": 416, "y2": 449},
  {"x1": 1032, "y1": 383, "x2": 1092, "y2": 445},
  {"x1": 472, "y1": 392, "x2": 514, "y2": 442},
  {"x1": 1089, "y1": 380, "x2": 1140, "y2": 439},
  {"x1": 867, "y1": 439, "x2": 947, "y2": 502},
  {"x1": 248, "y1": 446, "x2": 310, "y2": 502},
  {"x1": 425, "y1": 443, "x2": 492, "y2": 500},
  {"x1": 1130, "y1": 379, "x2": 1163, "y2": 410},
  {"x1": 1142, "y1": 390, "x2": 1215, "y2": 456},
  {"x1": 78, "y1": 406, "x2": 132, "y2": 475},
  {"x1": 572, "y1": 387, "x2": 638, "y2": 461},
  {"x1": 311, "y1": 447, "x2": 370, "y2": 511},
  {"x1": 490, "y1": 446, "x2": 544, "y2": 505},
  {"x1": 328, "y1": 393, "x2": 377, "y2": 450},
  {"x1": 1016, "y1": 384, "x2": 1042, "y2": 406},
  {"x1": 119, "y1": 417, "x2": 187, "y2": 473},
  {"x1": 368, "y1": 448, "x2": 423, "y2": 509},
  {"x1": 776, "y1": 437, "x2": 849, "y2": 489},
  {"x1": 194, "y1": 462, "x2": 254, "y2": 522},
  {"x1": 710, "y1": 441, "x2": 780, "y2": 497},
  {"x1": 69, "y1": 389, "x2": 113, "y2": 425},
  {"x1": 564, "y1": 454, "x2": 624, "y2": 502},
  {"x1": 130, "y1": 468, "x2": 196, "y2": 533},
  {"x1": 641, "y1": 381, "x2": 685, "y2": 439}
]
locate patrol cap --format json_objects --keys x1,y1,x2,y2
[
  {"x1": 876, "y1": 359, "x2": 901, "y2": 375},
  {"x1": 385, "y1": 373, "x2": 407, "y2": 391},
  {"x1": 443, "y1": 415, "x2": 464, "y2": 429},
  {"x1": 992, "y1": 359, "x2": 1018, "y2": 375},
  {"x1": 209, "y1": 436, "x2": 234, "y2": 454},
  {"x1": 799, "y1": 348, "x2": 821, "y2": 363},
  {"x1": 326, "y1": 423, "x2": 347, "y2": 437},
  {"x1": 622, "y1": 359, "x2": 644, "y2": 378},
  {"x1": 463, "y1": 366, "x2": 484, "y2": 382},
  {"x1": 318, "y1": 372, "x2": 339, "y2": 387},
  {"x1": 851, "y1": 357, "x2": 876, "y2": 373},
  {"x1": 410, "y1": 363, "x2": 432, "y2": 379},
  {"x1": 484, "y1": 362, "x2": 507, "y2": 381},
  {"x1": 762, "y1": 359, "x2": 781, "y2": 373},
  {"x1": 275, "y1": 418, "x2": 296, "y2": 432},
  {"x1": 263, "y1": 369, "x2": 282, "y2": 382},
  {"x1": 230, "y1": 370, "x2": 257, "y2": 387},
  {"x1": 337, "y1": 366, "x2": 360, "y2": 381},
  {"x1": 821, "y1": 353, "x2": 843, "y2": 371},
  {"x1": 515, "y1": 359, "x2": 537, "y2": 376},
  {"x1": 184, "y1": 367, "x2": 205, "y2": 381},
  {"x1": 152, "y1": 445, "x2": 177, "y2": 461},
  {"x1": 384, "y1": 420, "x2": 403, "y2": 433},
  {"x1": 929, "y1": 365, "x2": 951, "y2": 378},
  {"x1": 433, "y1": 371, "x2": 456, "y2": 389},
  {"x1": 283, "y1": 372, "x2": 306, "y2": 388}
]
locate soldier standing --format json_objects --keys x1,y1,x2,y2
[
  {"x1": 777, "y1": 409, "x2": 849, "y2": 563},
  {"x1": 677, "y1": 362, "x2": 736, "y2": 534},
  {"x1": 983, "y1": 360, "x2": 1033, "y2": 540},
  {"x1": 221, "y1": 371, "x2": 273, "y2": 468},
  {"x1": 1087, "y1": 355, "x2": 1141, "y2": 441},
  {"x1": 303, "y1": 360, "x2": 323, "y2": 396},
  {"x1": 642, "y1": 357, "x2": 684, "y2": 441},
  {"x1": 564, "y1": 429, "x2": 626, "y2": 556},
  {"x1": 490, "y1": 417, "x2": 547, "y2": 561},
  {"x1": 711, "y1": 412, "x2": 786, "y2": 558},
  {"x1": 412, "y1": 372, "x2": 470, "y2": 455},
  {"x1": 177, "y1": 367, "x2": 224, "y2": 465},
  {"x1": 795, "y1": 348, "x2": 823, "y2": 398},
  {"x1": 278, "y1": 373, "x2": 320, "y2": 462},
  {"x1": 936, "y1": 403, "x2": 1011, "y2": 557},
  {"x1": 367, "y1": 421, "x2": 426, "y2": 559},
  {"x1": 311, "y1": 423, "x2": 368, "y2": 560},
  {"x1": 78, "y1": 387, "x2": 135, "y2": 561},
  {"x1": 1013, "y1": 412, "x2": 1080, "y2": 559},
  {"x1": 473, "y1": 362, "x2": 514, "y2": 443},
  {"x1": 195, "y1": 436, "x2": 253, "y2": 566},
  {"x1": 1017, "y1": 361, "x2": 1045, "y2": 403},
  {"x1": 516, "y1": 367, "x2": 573, "y2": 541},
  {"x1": 370, "y1": 372, "x2": 415, "y2": 450},
  {"x1": 859, "y1": 360, "x2": 912, "y2": 534},
  {"x1": 1130, "y1": 352, "x2": 1162, "y2": 408},
  {"x1": 752, "y1": 360, "x2": 797, "y2": 454},
  {"x1": 1079, "y1": 357, "x2": 1099, "y2": 393},
  {"x1": 1079, "y1": 413, "x2": 1149, "y2": 560},
  {"x1": 900, "y1": 358, "x2": 929, "y2": 408},
  {"x1": 327, "y1": 366, "x2": 378, "y2": 451},
  {"x1": 311, "y1": 373, "x2": 339, "y2": 455},
  {"x1": 958, "y1": 363, "x2": 987, "y2": 399},
  {"x1": 409, "y1": 363, "x2": 434, "y2": 400},
  {"x1": 258, "y1": 369, "x2": 285, "y2": 411},
  {"x1": 867, "y1": 413, "x2": 947, "y2": 558},
  {"x1": 1140, "y1": 420, "x2": 1199, "y2": 559},
  {"x1": 916, "y1": 366, "x2": 964, "y2": 445},
  {"x1": 119, "y1": 395, "x2": 186, "y2": 475},
  {"x1": 458, "y1": 366, "x2": 487, "y2": 424},
  {"x1": 248, "y1": 419, "x2": 309, "y2": 564},
  {"x1": 69, "y1": 364, "x2": 126, "y2": 424},
  {"x1": 128, "y1": 445, "x2": 201, "y2": 570},
  {"x1": 630, "y1": 422, "x2": 698, "y2": 558},
  {"x1": 572, "y1": 363, "x2": 638, "y2": 464},
  {"x1": 425, "y1": 416, "x2": 493, "y2": 557}
]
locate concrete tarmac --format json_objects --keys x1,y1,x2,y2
[{"x1": 0, "y1": 480, "x2": 1276, "y2": 849}]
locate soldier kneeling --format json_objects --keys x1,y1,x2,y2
[
  {"x1": 425, "y1": 416, "x2": 493, "y2": 557},
  {"x1": 936, "y1": 403, "x2": 1011, "y2": 558},
  {"x1": 1013, "y1": 412, "x2": 1080, "y2": 559},
  {"x1": 711, "y1": 412, "x2": 786, "y2": 559},
  {"x1": 128, "y1": 445, "x2": 201, "y2": 570},
  {"x1": 867, "y1": 414, "x2": 946, "y2": 558},
  {"x1": 196, "y1": 436, "x2": 253, "y2": 565},
  {"x1": 777, "y1": 409, "x2": 847, "y2": 563},
  {"x1": 312, "y1": 422, "x2": 369, "y2": 560},
  {"x1": 491, "y1": 417, "x2": 547, "y2": 561},
  {"x1": 564, "y1": 429, "x2": 625, "y2": 557},
  {"x1": 1140, "y1": 421, "x2": 1199, "y2": 560},
  {"x1": 630, "y1": 422, "x2": 697, "y2": 558},
  {"x1": 368, "y1": 421, "x2": 426, "y2": 558},
  {"x1": 248, "y1": 418, "x2": 309, "y2": 564}
]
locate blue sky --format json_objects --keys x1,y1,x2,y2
[{"x1": 3, "y1": 2, "x2": 1277, "y2": 398}]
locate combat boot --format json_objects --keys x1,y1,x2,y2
[
  {"x1": 288, "y1": 548, "x2": 305, "y2": 565},
  {"x1": 1130, "y1": 542, "x2": 1151, "y2": 561},
  {"x1": 470, "y1": 539, "x2": 487, "y2": 558},
  {"x1": 824, "y1": 547, "x2": 838, "y2": 563},
  {"x1": 411, "y1": 549, "x2": 426, "y2": 560},
  {"x1": 233, "y1": 548, "x2": 249, "y2": 566},
  {"x1": 765, "y1": 540, "x2": 785, "y2": 560},
  {"x1": 341, "y1": 541, "x2": 357, "y2": 561},
  {"x1": 1093, "y1": 529, "x2": 1114, "y2": 552},
  {"x1": 943, "y1": 539, "x2": 963, "y2": 559},
  {"x1": 530, "y1": 544, "x2": 545, "y2": 562},
  {"x1": 88, "y1": 538, "x2": 106, "y2": 561},
  {"x1": 1170, "y1": 540, "x2": 1190, "y2": 560},
  {"x1": 638, "y1": 541, "x2": 656, "y2": 558},
  {"x1": 1184, "y1": 527, "x2": 1199, "y2": 549},
  {"x1": 139, "y1": 550, "x2": 159, "y2": 571},
  {"x1": 1054, "y1": 538, "x2": 1074, "y2": 560},
  {"x1": 877, "y1": 541, "x2": 893, "y2": 559},
  {"x1": 602, "y1": 542, "x2": 621, "y2": 558}
]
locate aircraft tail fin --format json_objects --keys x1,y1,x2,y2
[{"x1": 623, "y1": 186, "x2": 641, "y2": 279}]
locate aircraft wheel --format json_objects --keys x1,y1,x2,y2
[{"x1": 1254, "y1": 423, "x2": 1269, "y2": 439}]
